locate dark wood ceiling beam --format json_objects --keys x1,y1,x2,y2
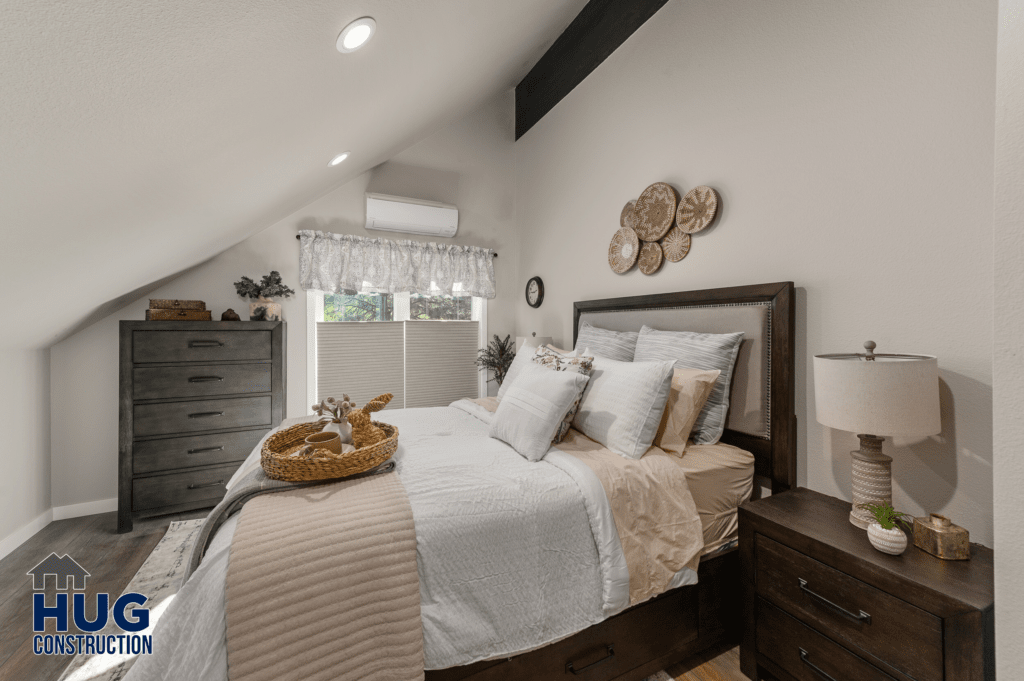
[{"x1": 514, "y1": 0, "x2": 672, "y2": 140}]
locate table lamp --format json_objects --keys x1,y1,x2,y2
[{"x1": 813, "y1": 341, "x2": 941, "y2": 529}]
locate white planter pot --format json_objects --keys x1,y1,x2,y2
[
  {"x1": 867, "y1": 523, "x2": 908, "y2": 555},
  {"x1": 250, "y1": 297, "x2": 282, "y2": 321},
  {"x1": 321, "y1": 420, "x2": 353, "y2": 445}
]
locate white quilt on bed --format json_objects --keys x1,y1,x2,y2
[{"x1": 125, "y1": 404, "x2": 699, "y2": 679}]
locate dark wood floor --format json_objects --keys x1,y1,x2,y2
[{"x1": 0, "y1": 512, "x2": 745, "y2": 681}]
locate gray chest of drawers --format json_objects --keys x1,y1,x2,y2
[{"x1": 118, "y1": 321, "x2": 285, "y2": 533}]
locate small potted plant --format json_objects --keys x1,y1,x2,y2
[
  {"x1": 234, "y1": 271, "x2": 296, "y2": 321},
  {"x1": 475, "y1": 334, "x2": 516, "y2": 386},
  {"x1": 859, "y1": 502, "x2": 912, "y2": 555},
  {"x1": 312, "y1": 395, "x2": 356, "y2": 444}
]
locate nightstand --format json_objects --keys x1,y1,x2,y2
[{"x1": 739, "y1": 488, "x2": 994, "y2": 681}]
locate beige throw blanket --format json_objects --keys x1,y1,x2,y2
[
  {"x1": 469, "y1": 397, "x2": 704, "y2": 605},
  {"x1": 225, "y1": 472, "x2": 423, "y2": 681}
]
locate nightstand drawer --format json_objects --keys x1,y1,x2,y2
[
  {"x1": 756, "y1": 534, "x2": 942, "y2": 681},
  {"x1": 757, "y1": 599, "x2": 897, "y2": 681}
]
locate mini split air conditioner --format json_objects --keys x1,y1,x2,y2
[{"x1": 364, "y1": 193, "x2": 458, "y2": 238}]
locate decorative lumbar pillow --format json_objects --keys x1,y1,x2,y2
[
  {"x1": 654, "y1": 368, "x2": 721, "y2": 457},
  {"x1": 572, "y1": 354, "x2": 675, "y2": 459},
  {"x1": 634, "y1": 326, "x2": 744, "y2": 445},
  {"x1": 532, "y1": 346, "x2": 594, "y2": 443},
  {"x1": 490, "y1": 363, "x2": 591, "y2": 462},
  {"x1": 573, "y1": 321, "x2": 638, "y2": 362}
]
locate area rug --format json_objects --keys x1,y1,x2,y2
[{"x1": 57, "y1": 519, "x2": 205, "y2": 681}]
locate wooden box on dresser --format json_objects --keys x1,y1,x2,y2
[
  {"x1": 740, "y1": 488, "x2": 994, "y2": 681},
  {"x1": 118, "y1": 321, "x2": 285, "y2": 533}
]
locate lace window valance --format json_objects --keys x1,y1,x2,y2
[{"x1": 298, "y1": 231, "x2": 496, "y2": 299}]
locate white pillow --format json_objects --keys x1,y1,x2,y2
[
  {"x1": 572, "y1": 353, "x2": 675, "y2": 459},
  {"x1": 490, "y1": 363, "x2": 591, "y2": 462},
  {"x1": 497, "y1": 343, "x2": 539, "y2": 400}
]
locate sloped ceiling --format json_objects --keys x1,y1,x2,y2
[{"x1": 1, "y1": 0, "x2": 586, "y2": 349}]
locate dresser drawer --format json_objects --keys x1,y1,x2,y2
[
  {"x1": 757, "y1": 599, "x2": 897, "y2": 681},
  {"x1": 756, "y1": 534, "x2": 942, "y2": 681},
  {"x1": 132, "y1": 464, "x2": 239, "y2": 512},
  {"x1": 133, "y1": 429, "x2": 266, "y2": 474},
  {"x1": 133, "y1": 330, "x2": 271, "y2": 364},
  {"x1": 133, "y1": 396, "x2": 272, "y2": 437},
  {"x1": 133, "y1": 363, "x2": 272, "y2": 400}
]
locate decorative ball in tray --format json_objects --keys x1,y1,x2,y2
[{"x1": 261, "y1": 393, "x2": 398, "y2": 482}]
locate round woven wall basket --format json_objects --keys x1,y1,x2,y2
[
  {"x1": 676, "y1": 186, "x2": 719, "y2": 234},
  {"x1": 261, "y1": 420, "x2": 399, "y2": 482},
  {"x1": 634, "y1": 182, "x2": 678, "y2": 242},
  {"x1": 638, "y1": 241, "x2": 664, "y2": 275},
  {"x1": 620, "y1": 200, "x2": 637, "y2": 230},
  {"x1": 661, "y1": 227, "x2": 691, "y2": 262},
  {"x1": 609, "y1": 227, "x2": 640, "y2": 274}
]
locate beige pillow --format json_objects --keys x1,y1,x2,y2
[{"x1": 655, "y1": 368, "x2": 721, "y2": 457}]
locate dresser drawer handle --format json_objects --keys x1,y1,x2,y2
[
  {"x1": 188, "y1": 340, "x2": 224, "y2": 348},
  {"x1": 565, "y1": 645, "x2": 614, "y2": 675},
  {"x1": 187, "y1": 446, "x2": 224, "y2": 455},
  {"x1": 188, "y1": 376, "x2": 224, "y2": 383},
  {"x1": 799, "y1": 578, "x2": 871, "y2": 624},
  {"x1": 188, "y1": 411, "x2": 224, "y2": 419},
  {"x1": 799, "y1": 648, "x2": 838, "y2": 681},
  {"x1": 187, "y1": 480, "x2": 224, "y2": 490}
]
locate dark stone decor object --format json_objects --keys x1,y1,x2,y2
[
  {"x1": 739, "y1": 488, "x2": 994, "y2": 681},
  {"x1": 221, "y1": 309, "x2": 241, "y2": 321}
]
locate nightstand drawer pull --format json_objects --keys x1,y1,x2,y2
[
  {"x1": 188, "y1": 375, "x2": 225, "y2": 383},
  {"x1": 187, "y1": 480, "x2": 224, "y2": 490},
  {"x1": 188, "y1": 340, "x2": 224, "y2": 348},
  {"x1": 799, "y1": 648, "x2": 838, "y2": 681},
  {"x1": 187, "y1": 445, "x2": 225, "y2": 455},
  {"x1": 565, "y1": 645, "x2": 614, "y2": 675},
  {"x1": 188, "y1": 411, "x2": 224, "y2": 419},
  {"x1": 799, "y1": 578, "x2": 871, "y2": 624}
]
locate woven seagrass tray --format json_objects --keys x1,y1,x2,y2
[{"x1": 261, "y1": 420, "x2": 399, "y2": 482}]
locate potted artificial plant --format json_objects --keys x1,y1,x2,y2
[
  {"x1": 234, "y1": 271, "x2": 296, "y2": 321},
  {"x1": 859, "y1": 502, "x2": 913, "y2": 555},
  {"x1": 475, "y1": 334, "x2": 516, "y2": 387}
]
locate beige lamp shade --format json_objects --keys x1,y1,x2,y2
[
  {"x1": 516, "y1": 335, "x2": 553, "y2": 351},
  {"x1": 813, "y1": 354, "x2": 940, "y2": 437}
]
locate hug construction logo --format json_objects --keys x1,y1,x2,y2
[{"x1": 27, "y1": 553, "x2": 153, "y2": 656}]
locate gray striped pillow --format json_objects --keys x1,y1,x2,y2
[
  {"x1": 574, "y1": 321, "x2": 638, "y2": 362},
  {"x1": 633, "y1": 325, "x2": 744, "y2": 445}
]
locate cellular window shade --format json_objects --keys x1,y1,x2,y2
[
  {"x1": 405, "y1": 321, "x2": 479, "y2": 408},
  {"x1": 317, "y1": 322, "x2": 404, "y2": 409}
]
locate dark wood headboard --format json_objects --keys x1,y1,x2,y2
[{"x1": 573, "y1": 281, "x2": 796, "y2": 493}]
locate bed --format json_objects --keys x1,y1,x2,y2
[{"x1": 127, "y1": 281, "x2": 795, "y2": 681}]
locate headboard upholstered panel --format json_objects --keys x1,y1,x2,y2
[{"x1": 573, "y1": 282, "x2": 796, "y2": 492}]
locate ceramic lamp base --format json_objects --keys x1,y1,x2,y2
[{"x1": 849, "y1": 434, "x2": 892, "y2": 529}]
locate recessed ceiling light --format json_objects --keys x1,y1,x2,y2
[
  {"x1": 328, "y1": 152, "x2": 350, "y2": 167},
  {"x1": 337, "y1": 17, "x2": 376, "y2": 53}
]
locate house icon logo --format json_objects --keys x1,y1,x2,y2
[{"x1": 26, "y1": 553, "x2": 90, "y2": 591}]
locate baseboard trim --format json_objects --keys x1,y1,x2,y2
[
  {"x1": 52, "y1": 498, "x2": 117, "y2": 521},
  {"x1": 0, "y1": 498, "x2": 119, "y2": 562},
  {"x1": 0, "y1": 509, "x2": 54, "y2": 562}
]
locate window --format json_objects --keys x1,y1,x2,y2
[{"x1": 308, "y1": 290, "x2": 485, "y2": 412}]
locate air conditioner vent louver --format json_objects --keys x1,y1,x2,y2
[{"x1": 365, "y1": 193, "x2": 458, "y2": 238}]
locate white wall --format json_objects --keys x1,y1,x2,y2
[
  {"x1": 993, "y1": 0, "x2": 1024, "y2": 672},
  {"x1": 49, "y1": 91, "x2": 516, "y2": 509},
  {"x1": 0, "y1": 349, "x2": 51, "y2": 558},
  {"x1": 515, "y1": 0, "x2": 997, "y2": 543}
]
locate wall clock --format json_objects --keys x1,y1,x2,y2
[{"x1": 526, "y1": 276, "x2": 544, "y2": 308}]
